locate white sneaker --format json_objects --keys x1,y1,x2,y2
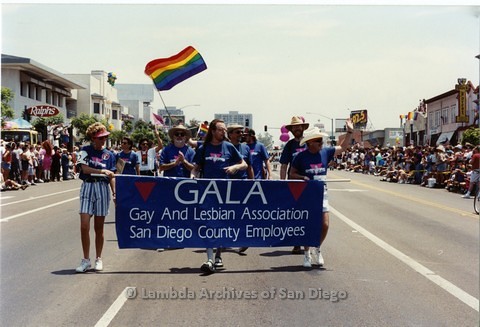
[
  {"x1": 75, "y1": 258, "x2": 91, "y2": 273},
  {"x1": 94, "y1": 258, "x2": 103, "y2": 271},
  {"x1": 462, "y1": 193, "x2": 471, "y2": 198},
  {"x1": 214, "y1": 257, "x2": 223, "y2": 268},
  {"x1": 303, "y1": 251, "x2": 312, "y2": 268},
  {"x1": 317, "y1": 249, "x2": 324, "y2": 266}
]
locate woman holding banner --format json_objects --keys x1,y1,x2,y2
[
  {"x1": 289, "y1": 119, "x2": 353, "y2": 268},
  {"x1": 75, "y1": 122, "x2": 116, "y2": 273}
]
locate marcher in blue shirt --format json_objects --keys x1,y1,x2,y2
[
  {"x1": 75, "y1": 122, "x2": 116, "y2": 273},
  {"x1": 279, "y1": 116, "x2": 310, "y2": 255},
  {"x1": 116, "y1": 137, "x2": 140, "y2": 175},
  {"x1": 160, "y1": 125, "x2": 195, "y2": 178},
  {"x1": 290, "y1": 120, "x2": 353, "y2": 268},
  {"x1": 192, "y1": 119, "x2": 247, "y2": 273},
  {"x1": 245, "y1": 129, "x2": 271, "y2": 180},
  {"x1": 226, "y1": 124, "x2": 253, "y2": 180}
]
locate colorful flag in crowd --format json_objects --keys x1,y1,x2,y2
[
  {"x1": 152, "y1": 112, "x2": 165, "y2": 125},
  {"x1": 407, "y1": 112, "x2": 414, "y2": 121},
  {"x1": 144, "y1": 46, "x2": 207, "y2": 91},
  {"x1": 399, "y1": 114, "x2": 405, "y2": 119},
  {"x1": 413, "y1": 112, "x2": 419, "y2": 120},
  {"x1": 197, "y1": 122, "x2": 209, "y2": 138}
]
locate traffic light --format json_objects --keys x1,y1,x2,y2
[{"x1": 264, "y1": 125, "x2": 267, "y2": 132}]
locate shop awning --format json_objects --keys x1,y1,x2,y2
[{"x1": 436, "y1": 131, "x2": 454, "y2": 145}]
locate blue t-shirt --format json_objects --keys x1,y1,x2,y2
[
  {"x1": 231, "y1": 143, "x2": 251, "y2": 179},
  {"x1": 78, "y1": 145, "x2": 116, "y2": 181},
  {"x1": 291, "y1": 147, "x2": 335, "y2": 180},
  {"x1": 160, "y1": 144, "x2": 196, "y2": 178},
  {"x1": 116, "y1": 151, "x2": 139, "y2": 175},
  {"x1": 248, "y1": 141, "x2": 269, "y2": 179},
  {"x1": 194, "y1": 142, "x2": 243, "y2": 179},
  {"x1": 279, "y1": 139, "x2": 307, "y2": 175}
]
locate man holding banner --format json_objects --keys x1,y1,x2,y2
[
  {"x1": 280, "y1": 116, "x2": 310, "y2": 255},
  {"x1": 289, "y1": 119, "x2": 354, "y2": 268},
  {"x1": 160, "y1": 125, "x2": 195, "y2": 178},
  {"x1": 192, "y1": 119, "x2": 247, "y2": 273}
]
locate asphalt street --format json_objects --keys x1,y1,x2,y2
[{"x1": 1, "y1": 169, "x2": 478, "y2": 326}]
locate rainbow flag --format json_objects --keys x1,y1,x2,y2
[
  {"x1": 145, "y1": 46, "x2": 207, "y2": 91},
  {"x1": 197, "y1": 122, "x2": 209, "y2": 138},
  {"x1": 407, "y1": 112, "x2": 414, "y2": 121}
]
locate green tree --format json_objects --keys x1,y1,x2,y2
[
  {"x1": 71, "y1": 113, "x2": 99, "y2": 142},
  {"x1": 461, "y1": 127, "x2": 479, "y2": 146},
  {"x1": 110, "y1": 130, "x2": 127, "y2": 146},
  {"x1": 122, "y1": 119, "x2": 133, "y2": 133},
  {"x1": 257, "y1": 132, "x2": 274, "y2": 149},
  {"x1": 1, "y1": 87, "x2": 15, "y2": 127}
]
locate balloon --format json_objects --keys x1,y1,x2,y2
[
  {"x1": 280, "y1": 125, "x2": 289, "y2": 134},
  {"x1": 280, "y1": 133, "x2": 290, "y2": 142}
]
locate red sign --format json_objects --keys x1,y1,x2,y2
[{"x1": 27, "y1": 105, "x2": 60, "y2": 117}]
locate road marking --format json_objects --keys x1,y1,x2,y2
[
  {"x1": 331, "y1": 206, "x2": 479, "y2": 312},
  {"x1": 0, "y1": 188, "x2": 80, "y2": 207},
  {"x1": 329, "y1": 189, "x2": 367, "y2": 192},
  {"x1": 0, "y1": 197, "x2": 78, "y2": 222},
  {"x1": 348, "y1": 179, "x2": 478, "y2": 218},
  {"x1": 95, "y1": 287, "x2": 132, "y2": 327}
]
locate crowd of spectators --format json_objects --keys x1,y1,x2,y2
[
  {"x1": 1, "y1": 139, "x2": 78, "y2": 191},
  {"x1": 329, "y1": 142, "x2": 479, "y2": 196}
]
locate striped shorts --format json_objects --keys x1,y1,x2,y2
[{"x1": 79, "y1": 181, "x2": 111, "y2": 216}]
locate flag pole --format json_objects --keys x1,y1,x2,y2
[{"x1": 156, "y1": 90, "x2": 174, "y2": 128}]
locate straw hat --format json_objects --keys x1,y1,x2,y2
[
  {"x1": 168, "y1": 124, "x2": 192, "y2": 140},
  {"x1": 435, "y1": 144, "x2": 445, "y2": 152},
  {"x1": 300, "y1": 127, "x2": 329, "y2": 146},
  {"x1": 227, "y1": 124, "x2": 244, "y2": 133},
  {"x1": 285, "y1": 116, "x2": 309, "y2": 132}
]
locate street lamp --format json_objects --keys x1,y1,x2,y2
[
  {"x1": 306, "y1": 112, "x2": 335, "y2": 142},
  {"x1": 178, "y1": 104, "x2": 200, "y2": 110}
]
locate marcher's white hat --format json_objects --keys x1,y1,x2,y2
[{"x1": 300, "y1": 127, "x2": 329, "y2": 146}]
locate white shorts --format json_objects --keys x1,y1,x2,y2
[
  {"x1": 323, "y1": 186, "x2": 329, "y2": 213},
  {"x1": 471, "y1": 170, "x2": 480, "y2": 184}
]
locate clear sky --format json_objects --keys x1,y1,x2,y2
[{"x1": 2, "y1": 2, "x2": 480, "y2": 142}]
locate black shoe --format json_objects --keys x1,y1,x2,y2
[{"x1": 291, "y1": 246, "x2": 302, "y2": 254}]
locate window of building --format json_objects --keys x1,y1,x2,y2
[
  {"x1": 94, "y1": 102, "x2": 100, "y2": 114},
  {"x1": 112, "y1": 110, "x2": 118, "y2": 120},
  {"x1": 36, "y1": 87, "x2": 42, "y2": 101},
  {"x1": 45, "y1": 90, "x2": 52, "y2": 104},
  {"x1": 434, "y1": 111, "x2": 441, "y2": 128},
  {"x1": 450, "y1": 105, "x2": 456, "y2": 123},
  {"x1": 442, "y1": 108, "x2": 449, "y2": 124},
  {"x1": 20, "y1": 81, "x2": 26, "y2": 97},
  {"x1": 28, "y1": 83, "x2": 35, "y2": 99}
]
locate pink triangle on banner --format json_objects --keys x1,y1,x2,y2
[
  {"x1": 288, "y1": 182, "x2": 307, "y2": 201},
  {"x1": 135, "y1": 181, "x2": 156, "y2": 202}
]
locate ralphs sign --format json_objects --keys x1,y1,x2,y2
[
  {"x1": 27, "y1": 105, "x2": 60, "y2": 117},
  {"x1": 115, "y1": 176, "x2": 324, "y2": 249}
]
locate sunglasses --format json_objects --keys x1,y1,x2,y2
[
  {"x1": 313, "y1": 139, "x2": 323, "y2": 144},
  {"x1": 142, "y1": 143, "x2": 149, "y2": 146},
  {"x1": 174, "y1": 132, "x2": 186, "y2": 137},
  {"x1": 122, "y1": 141, "x2": 128, "y2": 145}
]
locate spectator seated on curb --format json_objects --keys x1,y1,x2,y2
[{"x1": 445, "y1": 168, "x2": 466, "y2": 193}]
